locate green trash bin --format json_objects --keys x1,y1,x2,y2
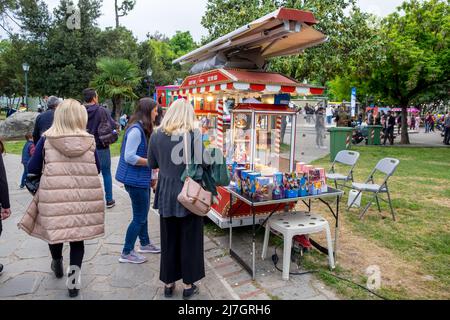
[
  {"x1": 367, "y1": 125, "x2": 383, "y2": 145},
  {"x1": 328, "y1": 127, "x2": 354, "y2": 161}
]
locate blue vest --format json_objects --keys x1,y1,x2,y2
[{"x1": 115, "y1": 123, "x2": 151, "y2": 188}]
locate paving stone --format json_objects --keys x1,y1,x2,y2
[
  {"x1": 109, "y1": 264, "x2": 156, "y2": 289},
  {"x1": 83, "y1": 263, "x2": 117, "y2": 277},
  {"x1": 269, "y1": 282, "x2": 321, "y2": 300},
  {"x1": 128, "y1": 283, "x2": 159, "y2": 300},
  {"x1": 4, "y1": 257, "x2": 51, "y2": 275},
  {"x1": 0, "y1": 240, "x2": 20, "y2": 258},
  {"x1": 246, "y1": 293, "x2": 271, "y2": 300},
  {"x1": 88, "y1": 277, "x2": 112, "y2": 292},
  {"x1": 85, "y1": 239, "x2": 100, "y2": 246},
  {"x1": 16, "y1": 239, "x2": 50, "y2": 259},
  {"x1": 0, "y1": 155, "x2": 338, "y2": 301},
  {"x1": 104, "y1": 233, "x2": 125, "y2": 245},
  {"x1": 0, "y1": 273, "x2": 43, "y2": 298},
  {"x1": 204, "y1": 241, "x2": 217, "y2": 251},
  {"x1": 205, "y1": 248, "x2": 227, "y2": 260}
]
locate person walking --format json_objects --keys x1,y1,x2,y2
[
  {"x1": 116, "y1": 98, "x2": 161, "y2": 264},
  {"x1": 19, "y1": 133, "x2": 35, "y2": 189},
  {"x1": 0, "y1": 139, "x2": 12, "y2": 275},
  {"x1": 430, "y1": 114, "x2": 436, "y2": 132},
  {"x1": 83, "y1": 88, "x2": 118, "y2": 209},
  {"x1": 19, "y1": 99, "x2": 105, "y2": 298},
  {"x1": 119, "y1": 114, "x2": 128, "y2": 131},
  {"x1": 383, "y1": 111, "x2": 396, "y2": 146},
  {"x1": 336, "y1": 106, "x2": 350, "y2": 127},
  {"x1": 315, "y1": 107, "x2": 326, "y2": 149},
  {"x1": 148, "y1": 99, "x2": 205, "y2": 300},
  {"x1": 396, "y1": 113, "x2": 402, "y2": 135},
  {"x1": 32, "y1": 96, "x2": 62, "y2": 144},
  {"x1": 326, "y1": 105, "x2": 334, "y2": 125},
  {"x1": 410, "y1": 115, "x2": 416, "y2": 131},
  {"x1": 444, "y1": 111, "x2": 450, "y2": 146},
  {"x1": 415, "y1": 114, "x2": 421, "y2": 132}
]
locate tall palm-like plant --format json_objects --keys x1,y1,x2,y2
[{"x1": 91, "y1": 58, "x2": 141, "y2": 120}]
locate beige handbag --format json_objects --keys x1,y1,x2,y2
[{"x1": 177, "y1": 132, "x2": 212, "y2": 217}]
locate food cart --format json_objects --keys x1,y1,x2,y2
[
  {"x1": 155, "y1": 85, "x2": 179, "y2": 108},
  {"x1": 169, "y1": 7, "x2": 329, "y2": 229}
]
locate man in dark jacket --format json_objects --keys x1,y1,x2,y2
[
  {"x1": 383, "y1": 111, "x2": 396, "y2": 145},
  {"x1": 83, "y1": 88, "x2": 118, "y2": 209},
  {"x1": 444, "y1": 111, "x2": 450, "y2": 145},
  {"x1": 0, "y1": 141, "x2": 11, "y2": 274},
  {"x1": 32, "y1": 96, "x2": 62, "y2": 144}
]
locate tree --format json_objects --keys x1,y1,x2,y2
[
  {"x1": 91, "y1": 57, "x2": 141, "y2": 120},
  {"x1": 12, "y1": 0, "x2": 105, "y2": 98},
  {"x1": 98, "y1": 26, "x2": 139, "y2": 64},
  {"x1": 169, "y1": 31, "x2": 196, "y2": 58},
  {"x1": 0, "y1": 38, "x2": 26, "y2": 99},
  {"x1": 114, "y1": 0, "x2": 136, "y2": 28},
  {"x1": 201, "y1": 0, "x2": 383, "y2": 85},
  {"x1": 0, "y1": 0, "x2": 18, "y2": 36},
  {"x1": 370, "y1": 0, "x2": 449, "y2": 144}
]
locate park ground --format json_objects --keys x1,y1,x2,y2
[{"x1": 1, "y1": 131, "x2": 449, "y2": 300}]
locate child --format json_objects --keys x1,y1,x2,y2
[{"x1": 20, "y1": 133, "x2": 35, "y2": 189}]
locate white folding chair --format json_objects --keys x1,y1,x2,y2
[
  {"x1": 348, "y1": 158, "x2": 400, "y2": 221},
  {"x1": 326, "y1": 151, "x2": 360, "y2": 190}
]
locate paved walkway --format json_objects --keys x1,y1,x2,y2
[{"x1": 0, "y1": 154, "x2": 337, "y2": 300}]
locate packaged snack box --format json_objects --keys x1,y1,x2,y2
[
  {"x1": 255, "y1": 177, "x2": 273, "y2": 201},
  {"x1": 299, "y1": 175, "x2": 309, "y2": 197},
  {"x1": 234, "y1": 167, "x2": 247, "y2": 180},
  {"x1": 248, "y1": 172, "x2": 262, "y2": 194},
  {"x1": 272, "y1": 172, "x2": 285, "y2": 200}
]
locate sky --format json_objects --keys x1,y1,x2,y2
[{"x1": 2, "y1": 0, "x2": 406, "y2": 42}]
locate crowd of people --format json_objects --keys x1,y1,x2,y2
[{"x1": 0, "y1": 90, "x2": 214, "y2": 300}]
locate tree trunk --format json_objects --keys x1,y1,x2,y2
[
  {"x1": 114, "y1": 0, "x2": 120, "y2": 28},
  {"x1": 400, "y1": 105, "x2": 410, "y2": 145},
  {"x1": 112, "y1": 96, "x2": 122, "y2": 121}
]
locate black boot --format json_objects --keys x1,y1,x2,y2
[
  {"x1": 183, "y1": 284, "x2": 199, "y2": 300},
  {"x1": 51, "y1": 258, "x2": 64, "y2": 279},
  {"x1": 0, "y1": 264, "x2": 3, "y2": 274}
]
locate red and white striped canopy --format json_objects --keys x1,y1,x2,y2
[{"x1": 170, "y1": 68, "x2": 324, "y2": 97}]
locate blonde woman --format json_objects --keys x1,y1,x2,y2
[
  {"x1": 148, "y1": 99, "x2": 205, "y2": 300},
  {"x1": 19, "y1": 99, "x2": 105, "y2": 298}
]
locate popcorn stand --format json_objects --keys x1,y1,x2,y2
[{"x1": 170, "y1": 7, "x2": 344, "y2": 279}]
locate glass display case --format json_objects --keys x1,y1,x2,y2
[{"x1": 229, "y1": 104, "x2": 297, "y2": 174}]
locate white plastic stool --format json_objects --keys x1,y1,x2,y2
[{"x1": 261, "y1": 212, "x2": 335, "y2": 281}]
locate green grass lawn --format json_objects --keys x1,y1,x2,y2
[
  {"x1": 3, "y1": 131, "x2": 125, "y2": 157},
  {"x1": 309, "y1": 146, "x2": 450, "y2": 299}
]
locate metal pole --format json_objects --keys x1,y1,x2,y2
[{"x1": 25, "y1": 71, "x2": 29, "y2": 111}]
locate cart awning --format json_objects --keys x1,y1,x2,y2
[
  {"x1": 170, "y1": 68, "x2": 325, "y2": 96},
  {"x1": 173, "y1": 7, "x2": 328, "y2": 67}
]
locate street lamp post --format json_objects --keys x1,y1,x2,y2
[
  {"x1": 22, "y1": 63, "x2": 30, "y2": 111},
  {"x1": 146, "y1": 67, "x2": 153, "y2": 98}
]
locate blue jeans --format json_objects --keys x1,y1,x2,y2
[
  {"x1": 20, "y1": 164, "x2": 28, "y2": 188},
  {"x1": 97, "y1": 148, "x2": 113, "y2": 202},
  {"x1": 123, "y1": 186, "x2": 151, "y2": 255},
  {"x1": 327, "y1": 116, "x2": 333, "y2": 125}
]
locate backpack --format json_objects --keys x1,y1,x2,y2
[{"x1": 98, "y1": 107, "x2": 118, "y2": 148}]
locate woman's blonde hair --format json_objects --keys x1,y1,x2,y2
[
  {"x1": 45, "y1": 99, "x2": 89, "y2": 137},
  {"x1": 158, "y1": 98, "x2": 196, "y2": 135}
]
